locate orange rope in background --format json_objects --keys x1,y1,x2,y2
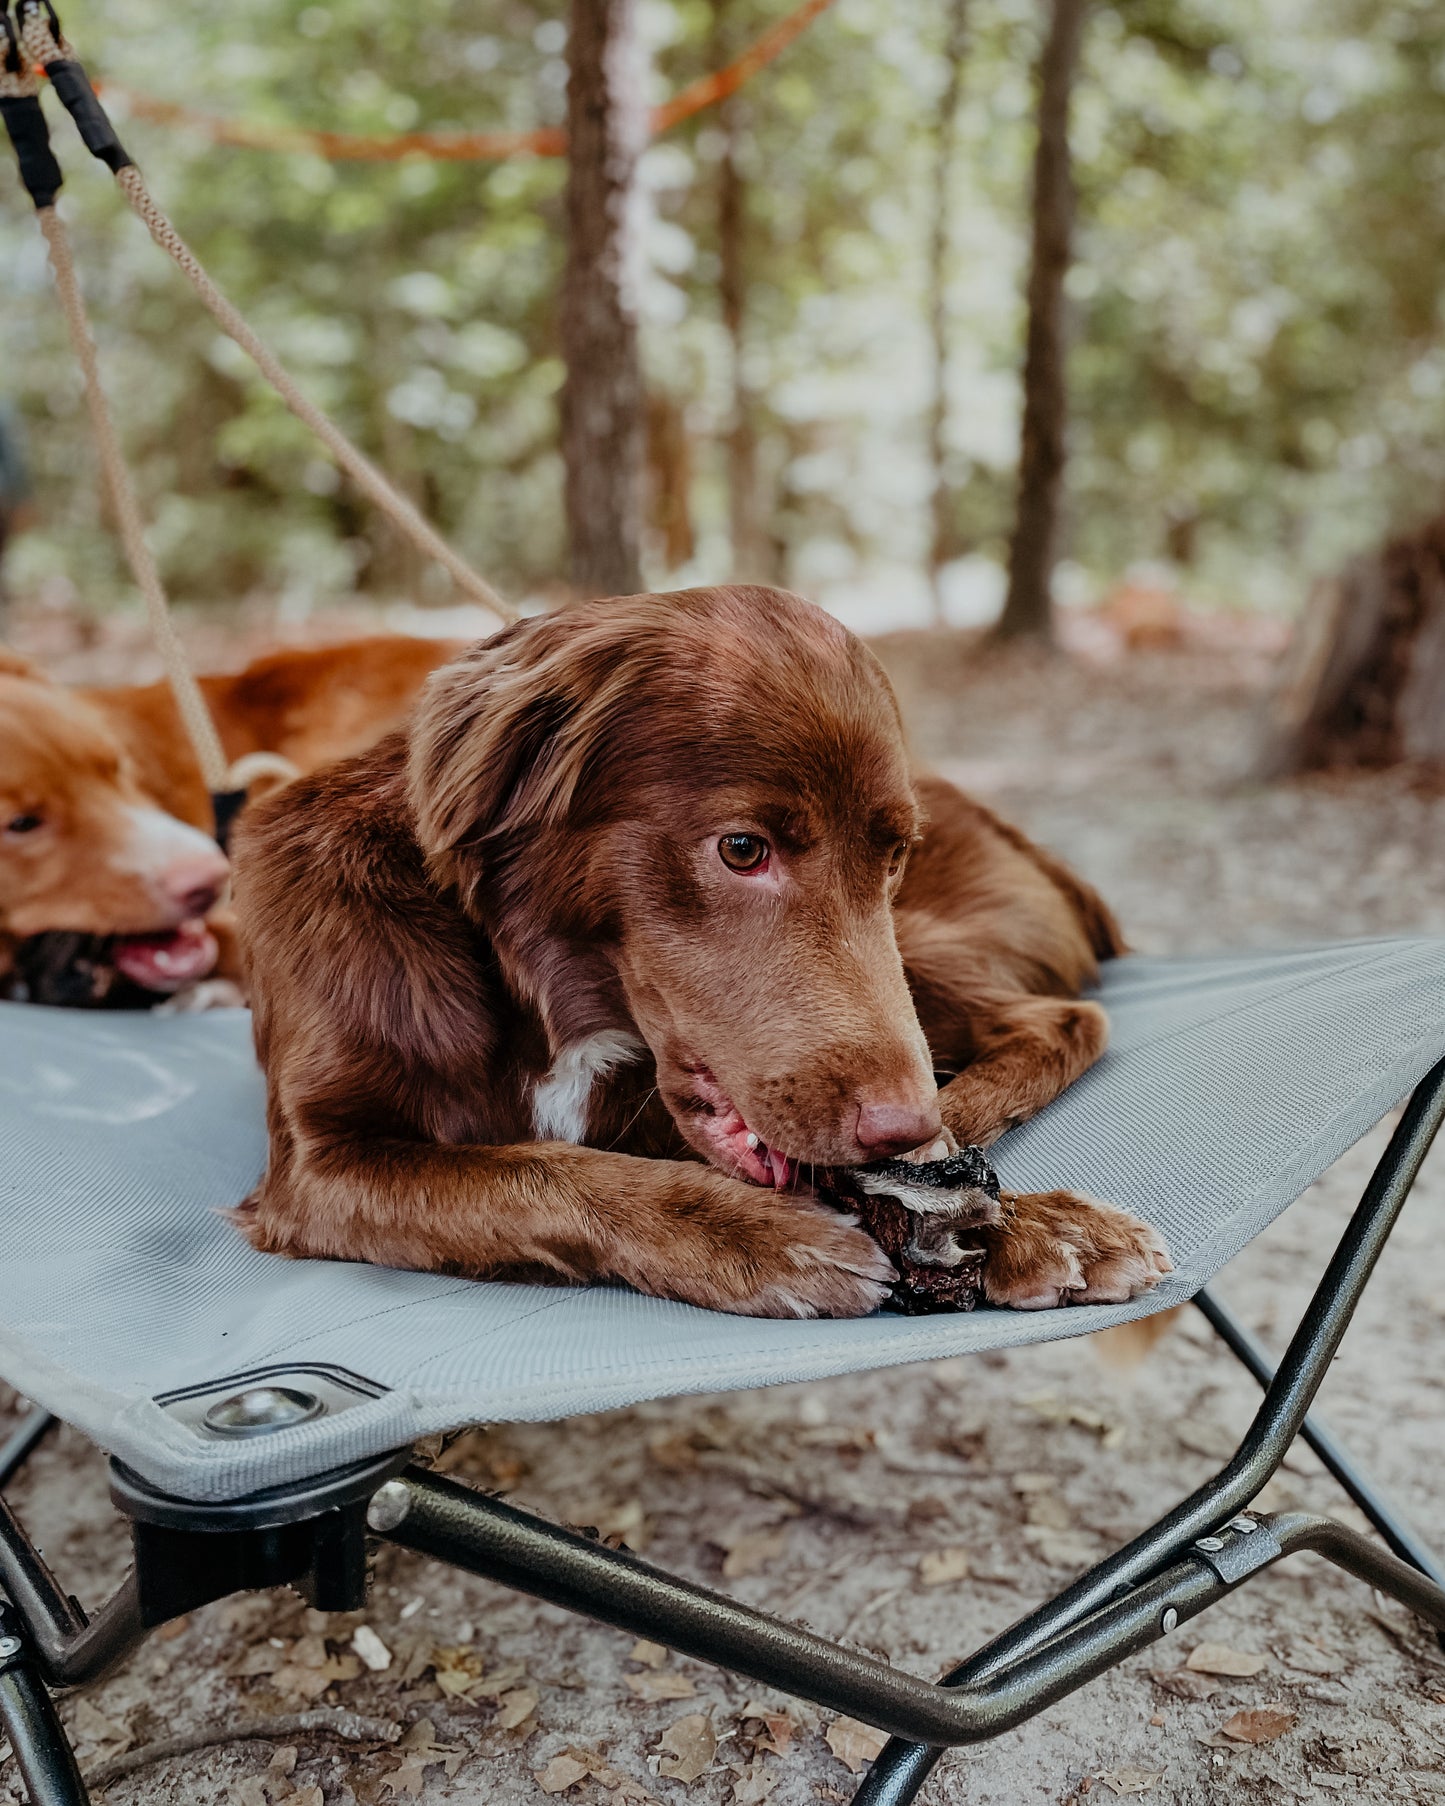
[{"x1": 98, "y1": 0, "x2": 836, "y2": 163}]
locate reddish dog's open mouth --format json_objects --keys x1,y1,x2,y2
[
  {"x1": 110, "y1": 920, "x2": 218, "y2": 992},
  {"x1": 683, "y1": 1065, "x2": 799, "y2": 1189}
]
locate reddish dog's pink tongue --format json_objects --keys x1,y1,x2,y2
[{"x1": 111, "y1": 921, "x2": 218, "y2": 992}]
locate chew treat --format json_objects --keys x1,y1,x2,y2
[
  {"x1": 4, "y1": 931, "x2": 156, "y2": 1009},
  {"x1": 824, "y1": 1145, "x2": 1002, "y2": 1315}
]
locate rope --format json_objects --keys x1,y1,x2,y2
[
  {"x1": 99, "y1": 0, "x2": 837, "y2": 164},
  {"x1": 15, "y1": 0, "x2": 517, "y2": 628},
  {"x1": 37, "y1": 203, "x2": 231, "y2": 790},
  {"x1": 116, "y1": 165, "x2": 517, "y2": 623}
]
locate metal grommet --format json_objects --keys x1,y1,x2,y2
[
  {"x1": 366, "y1": 1479, "x2": 412, "y2": 1533},
  {"x1": 1194, "y1": 1535, "x2": 1225, "y2": 1552},
  {"x1": 0, "y1": 1635, "x2": 23, "y2": 1660},
  {"x1": 1160, "y1": 1608, "x2": 1178, "y2": 1634},
  {"x1": 202, "y1": 1386, "x2": 323, "y2": 1438},
  {"x1": 1230, "y1": 1515, "x2": 1258, "y2": 1534}
]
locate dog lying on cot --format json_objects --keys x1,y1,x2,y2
[
  {"x1": 0, "y1": 635, "x2": 455, "y2": 1003},
  {"x1": 234, "y1": 586, "x2": 1173, "y2": 1318}
]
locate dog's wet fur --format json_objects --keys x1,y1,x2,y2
[{"x1": 235, "y1": 586, "x2": 1172, "y2": 1318}]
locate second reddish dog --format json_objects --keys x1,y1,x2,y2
[{"x1": 235, "y1": 586, "x2": 1172, "y2": 1319}]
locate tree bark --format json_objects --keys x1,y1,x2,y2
[
  {"x1": 996, "y1": 0, "x2": 1088, "y2": 642},
  {"x1": 925, "y1": 0, "x2": 971, "y2": 626},
  {"x1": 561, "y1": 0, "x2": 646, "y2": 598},
  {"x1": 1259, "y1": 514, "x2": 1445, "y2": 775},
  {"x1": 714, "y1": 0, "x2": 763, "y2": 582}
]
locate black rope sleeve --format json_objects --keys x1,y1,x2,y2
[
  {"x1": 0, "y1": 91, "x2": 63, "y2": 209},
  {"x1": 44, "y1": 57, "x2": 132, "y2": 171}
]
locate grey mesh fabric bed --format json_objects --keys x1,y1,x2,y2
[{"x1": 3, "y1": 936, "x2": 1445, "y2": 1806}]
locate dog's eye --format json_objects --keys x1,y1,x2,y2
[
  {"x1": 888, "y1": 841, "x2": 909, "y2": 874},
  {"x1": 718, "y1": 833, "x2": 769, "y2": 874},
  {"x1": 5, "y1": 814, "x2": 42, "y2": 836}
]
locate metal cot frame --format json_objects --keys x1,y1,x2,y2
[{"x1": 3, "y1": 1058, "x2": 1445, "y2": 1806}]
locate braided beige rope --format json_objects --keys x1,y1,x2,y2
[
  {"x1": 116, "y1": 166, "x2": 517, "y2": 625},
  {"x1": 38, "y1": 204, "x2": 231, "y2": 790}
]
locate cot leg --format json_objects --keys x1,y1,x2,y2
[
  {"x1": 1195, "y1": 1287, "x2": 1445, "y2": 1592},
  {"x1": 0, "y1": 1409, "x2": 56, "y2": 1491},
  {"x1": 0, "y1": 1607, "x2": 90, "y2": 1806},
  {"x1": 855, "y1": 1056, "x2": 1445, "y2": 1805}
]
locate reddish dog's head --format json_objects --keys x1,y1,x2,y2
[
  {"x1": 408, "y1": 586, "x2": 942, "y2": 1182},
  {"x1": 0, "y1": 655, "x2": 230, "y2": 990}
]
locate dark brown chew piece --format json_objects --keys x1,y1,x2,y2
[
  {"x1": 823, "y1": 1147, "x2": 1000, "y2": 1316},
  {"x1": 2, "y1": 932, "x2": 154, "y2": 1009}
]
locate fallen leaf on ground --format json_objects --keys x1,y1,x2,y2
[
  {"x1": 721, "y1": 1528, "x2": 790, "y2": 1580},
  {"x1": 1215, "y1": 1705, "x2": 1296, "y2": 1745},
  {"x1": 1098, "y1": 1769, "x2": 1165, "y2": 1796},
  {"x1": 1175, "y1": 1421, "x2": 1238, "y2": 1461},
  {"x1": 537, "y1": 1752, "x2": 594, "y2": 1794},
  {"x1": 1151, "y1": 1668, "x2": 1220, "y2": 1701},
  {"x1": 739, "y1": 1705, "x2": 797, "y2": 1757},
  {"x1": 731, "y1": 1756, "x2": 781, "y2": 1803},
  {"x1": 69, "y1": 1699, "x2": 128, "y2": 1748},
  {"x1": 917, "y1": 1547, "x2": 971, "y2": 1587},
  {"x1": 352, "y1": 1625, "x2": 393, "y2": 1672},
  {"x1": 1278, "y1": 1639, "x2": 1345, "y2": 1675},
  {"x1": 396, "y1": 1718, "x2": 465, "y2": 1774},
  {"x1": 656, "y1": 1713, "x2": 717, "y2": 1783},
  {"x1": 630, "y1": 1639, "x2": 667, "y2": 1668},
  {"x1": 627, "y1": 1669, "x2": 697, "y2": 1701},
  {"x1": 272, "y1": 1652, "x2": 361, "y2": 1701},
  {"x1": 1021, "y1": 1526, "x2": 1100, "y2": 1568},
  {"x1": 495, "y1": 1687, "x2": 541, "y2": 1731},
  {"x1": 291, "y1": 1790, "x2": 324, "y2": 1806},
  {"x1": 824, "y1": 1717, "x2": 887, "y2": 1775},
  {"x1": 535, "y1": 1746, "x2": 661, "y2": 1802},
  {"x1": 432, "y1": 1643, "x2": 485, "y2": 1697},
  {"x1": 469, "y1": 1659, "x2": 529, "y2": 1700},
  {"x1": 1185, "y1": 1642, "x2": 1267, "y2": 1677}
]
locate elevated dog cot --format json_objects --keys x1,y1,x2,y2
[{"x1": 3, "y1": 935, "x2": 1445, "y2": 1805}]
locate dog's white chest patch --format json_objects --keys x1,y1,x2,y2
[{"x1": 531, "y1": 1030, "x2": 646, "y2": 1144}]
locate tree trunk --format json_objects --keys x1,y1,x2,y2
[
  {"x1": 925, "y1": 0, "x2": 971, "y2": 626},
  {"x1": 714, "y1": 0, "x2": 763, "y2": 581},
  {"x1": 996, "y1": 0, "x2": 1088, "y2": 642},
  {"x1": 561, "y1": 0, "x2": 646, "y2": 598},
  {"x1": 1259, "y1": 514, "x2": 1445, "y2": 775}
]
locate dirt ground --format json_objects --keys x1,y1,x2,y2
[{"x1": 4, "y1": 617, "x2": 1445, "y2": 1806}]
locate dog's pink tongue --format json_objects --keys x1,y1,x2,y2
[{"x1": 111, "y1": 921, "x2": 218, "y2": 993}]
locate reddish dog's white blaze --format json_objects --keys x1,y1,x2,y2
[{"x1": 95, "y1": 804, "x2": 229, "y2": 991}]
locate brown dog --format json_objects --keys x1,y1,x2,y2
[
  {"x1": 0, "y1": 636, "x2": 455, "y2": 998},
  {"x1": 234, "y1": 587, "x2": 1172, "y2": 1318}
]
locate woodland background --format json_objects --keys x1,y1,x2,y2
[{"x1": 2, "y1": 0, "x2": 1443, "y2": 650}]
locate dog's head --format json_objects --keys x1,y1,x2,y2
[
  {"x1": 408, "y1": 586, "x2": 942, "y2": 1182},
  {"x1": 0, "y1": 657, "x2": 230, "y2": 991}
]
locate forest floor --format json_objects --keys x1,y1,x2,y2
[{"x1": 5, "y1": 615, "x2": 1445, "y2": 1806}]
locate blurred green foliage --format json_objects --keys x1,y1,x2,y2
[{"x1": 0, "y1": 0, "x2": 1441, "y2": 621}]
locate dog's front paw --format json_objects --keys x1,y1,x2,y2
[{"x1": 980, "y1": 1190, "x2": 1173, "y2": 1311}]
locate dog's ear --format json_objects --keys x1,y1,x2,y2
[
  {"x1": 0, "y1": 645, "x2": 46, "y2": 682},
  {"x1": 406, "y1": 614, "x2": 635, "y2": 908}
]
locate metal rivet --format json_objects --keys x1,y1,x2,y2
[
  {"x1": 202, "y1": 1386, "x2": 323, "y2": 1438},
  {"x1": 1230, "y1": 1515, "x2": 1258, "y2": 1534},
  {"x1": 0, "y1": 1635, "x2": 23, "y2": 1660},
  {"x1": 1195, "y1": 1535, "x2": 1225, "y2": 1552},
  {"x1": 1160, "y1": 1608, "x2": 1178, "y2": 1634},
  {"x1": 366, "y1": 1480, "x2": 412, "y2": 1533}
]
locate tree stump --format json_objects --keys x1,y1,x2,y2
[{"x1": 1261, "y1": 514, "x2": 1445, "y2": 774}]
